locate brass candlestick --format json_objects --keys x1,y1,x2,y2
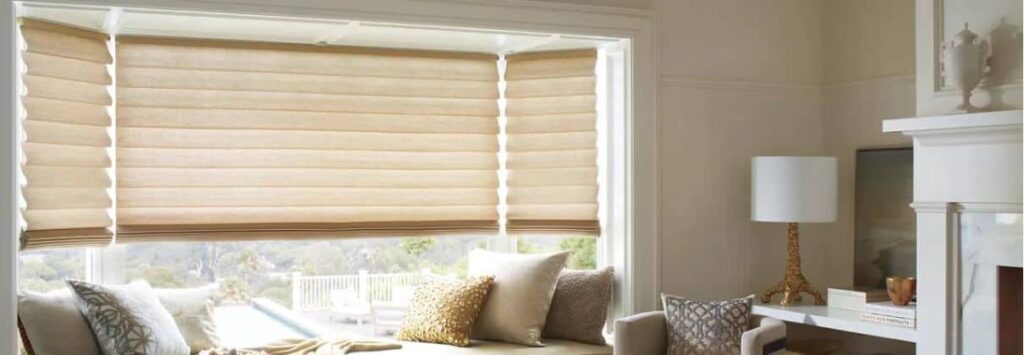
[{"x1": 760, "y1": 222, "x2": 825, "y2": 306}]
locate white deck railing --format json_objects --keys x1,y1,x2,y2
[{"x1": 290, "y1": 269, "x2": 451, "y2": 311}]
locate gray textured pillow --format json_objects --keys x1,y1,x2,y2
[
  {"x1": 469, "y1": 249, "x2": 569, "y2": 346},
  {"x1": 542, "y1": 267, "x2": 613, "y2": 345},
  {"x1": 17, "y1": 289, "x2": 101, "y2": 355},
  {"x1": 68, "y1": 280, "x2": 190, "y2": 355},
  {"x1": 662, "y1": 294, "x2": 753, "y2": 355}
]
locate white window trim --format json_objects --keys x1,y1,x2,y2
[
  {"x1": 3, "y1": 2, "x2": 659, "y2": 350},
  {"x1": 2, "y1": 2, "x2": 17, "y2": 352}
]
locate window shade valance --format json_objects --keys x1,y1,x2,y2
[
  {"x1": 18, "y1": 18, "x2": 115, "y2": 249},
  {"x1": 504, "y1": 49, "x2": 600, "y2": 235},
  {"x1": 114, "y1": 36, "x2": 501, "y2": 242}
]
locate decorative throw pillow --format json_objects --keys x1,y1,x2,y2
[
  {"x1": 394, "y1": 276, "x2": 494, "y2": 347},
  {"x1": 17, "y1": 289, "x2": 101, "y2": 355},
  {"x1": 155, "y1": 284, "x2": 221, "y2": 350},
  {"x1": 542, "y1": 267, "x2": 614, "y2": 345},
  {"x1": 468, "y1": 249, "x2": 569, "y2": 346},
  {"x1": 67, "y1": 280, "x2": 190, "y2": 355},
  {"x1": 662, "y1": 294, "x2": 754, "y2": 355}
]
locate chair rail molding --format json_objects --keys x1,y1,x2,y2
[{"x1": 659, "y1": 75, "x2": 821, "y2": 94}]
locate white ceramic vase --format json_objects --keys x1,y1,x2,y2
[{"x1": 942, "y1": 23, "x2": 990, "y2": 113}]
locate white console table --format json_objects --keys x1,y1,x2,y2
[{"x1": 752, "y1": 304, "x2": 917, "y2": 343}]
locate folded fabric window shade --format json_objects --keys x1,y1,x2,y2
[
  {"x1": 114, "y1": 37, "x2": 501, "y2": 241},
  {"x1": 17, "y1": 18, "x2": 115, "y2": 249},
  {"x1": 504, "y1": 49, "x2": 600, "y2": 235}
]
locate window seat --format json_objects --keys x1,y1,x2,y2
[
  {"x1": 376, "y1": 339, "x2": 612, "y2": 355},
  {"x1": 216, "y1": 299, "x2": 612, "y2": 355}
]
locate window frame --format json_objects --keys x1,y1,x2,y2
[{"x1": 5, "y1": 4, "x2": 658, "y2": 350}]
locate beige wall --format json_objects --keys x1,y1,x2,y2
[
  {"x1": 820, "y1": 0, "x2": 916, "y2": 291},
  {"x1": 534, "y1": 0, "x2": 921, "y2": 351},
  {"x1": 537, "y1": 0, "x2": 829, "y2": 300},
  {"x1": 539, "y1": 0, "x2": 916, "y2": 324},
  {"x1": 655, "y1": 0, "x2": 827, "y2": 300},
  {"x1": 823, "y1": 0, "x2": 915, "y2": 84},
  {"x1": 816, "y1": 1, "x2": 917, "y2": 353}
]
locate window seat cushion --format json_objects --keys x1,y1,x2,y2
[{"x1": 379, "y1": 338, "x2": 611, "y2": 355}]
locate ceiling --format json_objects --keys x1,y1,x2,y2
[{"x1": 17, "y1": 2, "x2": 621, "y2": 54}]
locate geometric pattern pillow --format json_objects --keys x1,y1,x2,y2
[
  {"x1": 67, "y1": 280, "x2": 190, "y2": 355},
  {"x1": 662, "y1": 294, "x2": 753, "y2": 355}
]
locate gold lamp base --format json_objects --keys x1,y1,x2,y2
[{"x1": 761, "y1": 222, "x2": 825, "y2": 306}]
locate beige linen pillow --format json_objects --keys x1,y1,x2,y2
[
  {"x1": 68, "y1": 280, "x2": 190, "y2": 355},
  {"x1": 155, "y1": 284, "x2": 222, "y2": 350},
  {"x1": 17, "y1": 289, "x2": 101, "y2": 355},
  {"x1": 468, "y1": 249, "x2": 569, "y2": 346},
  {"x1": 542, "y1": 267, "x2": 614, "y2": 345}
]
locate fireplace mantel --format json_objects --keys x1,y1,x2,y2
[
  {"x1": 884, "y1": 110, "x2": 1023, "y2": 144},
  {"x1": 885, "y1": 110, "x2": 1022, "y2": 206},
  {"x1": 883, "y1": 110, "x2": 1022, "y2": 355}
]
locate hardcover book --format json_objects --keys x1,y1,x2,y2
[
  {"x1": 827, "y1": 287, "x2": 889, "y2": 312},
  {"x1": 860, "y1": 312, "x2": 916, "y2": 328},
  {"x1": 863, "y1": 302, "x2": 916, "y2": 320}
]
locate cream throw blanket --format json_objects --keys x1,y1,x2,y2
[{"x1": 199, "y1": 338, "x2": 402, "y2": 355}]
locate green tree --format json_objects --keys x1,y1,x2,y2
[
  {"x1": 220, "y1": 277, "x2": 251, "y2": 305},
  {"x1": 293, "y1": 243, "x2": 348, "y2": 275},
  {"x1": 559, "y1": 237, "x2": 597, "y2": 269},
  {"x1": 399, "y1": 237, "x2": 436, "y2": 257},
  {"x1": 237, "y1": 248, "x2": 264, "y2": 285},
  {"x1": 517, "y1": 238, "x2": 543, "y2": 253},
  {"x1": 142, "y1": 267, "x2": 185, "y2": 288},
  {"x1": 20, "y1": 261, "x2": 57, "y2": 280}
]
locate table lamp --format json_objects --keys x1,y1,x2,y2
[{"x1": 751, "y1": 156, "x2": 837, "y2": 305}]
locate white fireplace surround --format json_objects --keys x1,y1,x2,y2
[{"x1": 884, "y1": 109, "x2": 1023, "y2": 355}]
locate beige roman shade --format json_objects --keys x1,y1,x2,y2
[
  {"x1": 18, "y1": 18, "x2": 114, "y2": 249},
  {"x1": 114, "y1": 37, "x2": 500, "y2": 241},
  {"x1": 504, "y1": 49, "x2": 599, "y2": 234}
]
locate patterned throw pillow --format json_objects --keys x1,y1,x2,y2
[
  {"x1": 67, "y1": 280, "x2": 190, "y2": 355},
  {"x1": 542, "y1": 267, "x2": 614, "y2": 345},
  {"x1": 395, "y1": 276, "x2": 494, "y2": 347},
  {"x1": 662, "y1": 294, "x2": 753, "y2": 355}
]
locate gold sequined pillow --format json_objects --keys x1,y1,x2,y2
[{"x1": 395, "y1": 276, "x2": 494, "y2": 347}]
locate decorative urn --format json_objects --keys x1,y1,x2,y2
[{"x1": 942, "y1": 23, "x2": 990, "y2": 113}]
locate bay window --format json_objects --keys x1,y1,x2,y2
[{"x1": 13, "y1": 7, "x2": 628, "y2": 339}]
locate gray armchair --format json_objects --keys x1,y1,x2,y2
[{"x1": 613, "y1": 311, "x2": 786, "y2": 355}]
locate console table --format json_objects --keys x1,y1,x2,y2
[{"x1": 752, "y1": 304, "x2": 917, "y2": 343}]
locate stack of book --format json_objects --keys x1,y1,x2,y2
[
  {"x1": 860, "y1": 302, "x2": 916, "y2": 328},
  {"x1": 826, "y1": 287, "x2": 889, "y2": 312}
]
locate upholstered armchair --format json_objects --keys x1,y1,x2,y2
[{"x1": 613, "y1": 311, "x2": 786, "y2": 355}]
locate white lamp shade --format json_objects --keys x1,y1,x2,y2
[{"x1": 751, "y1": 156, "x2": 837, "y2": 223}]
